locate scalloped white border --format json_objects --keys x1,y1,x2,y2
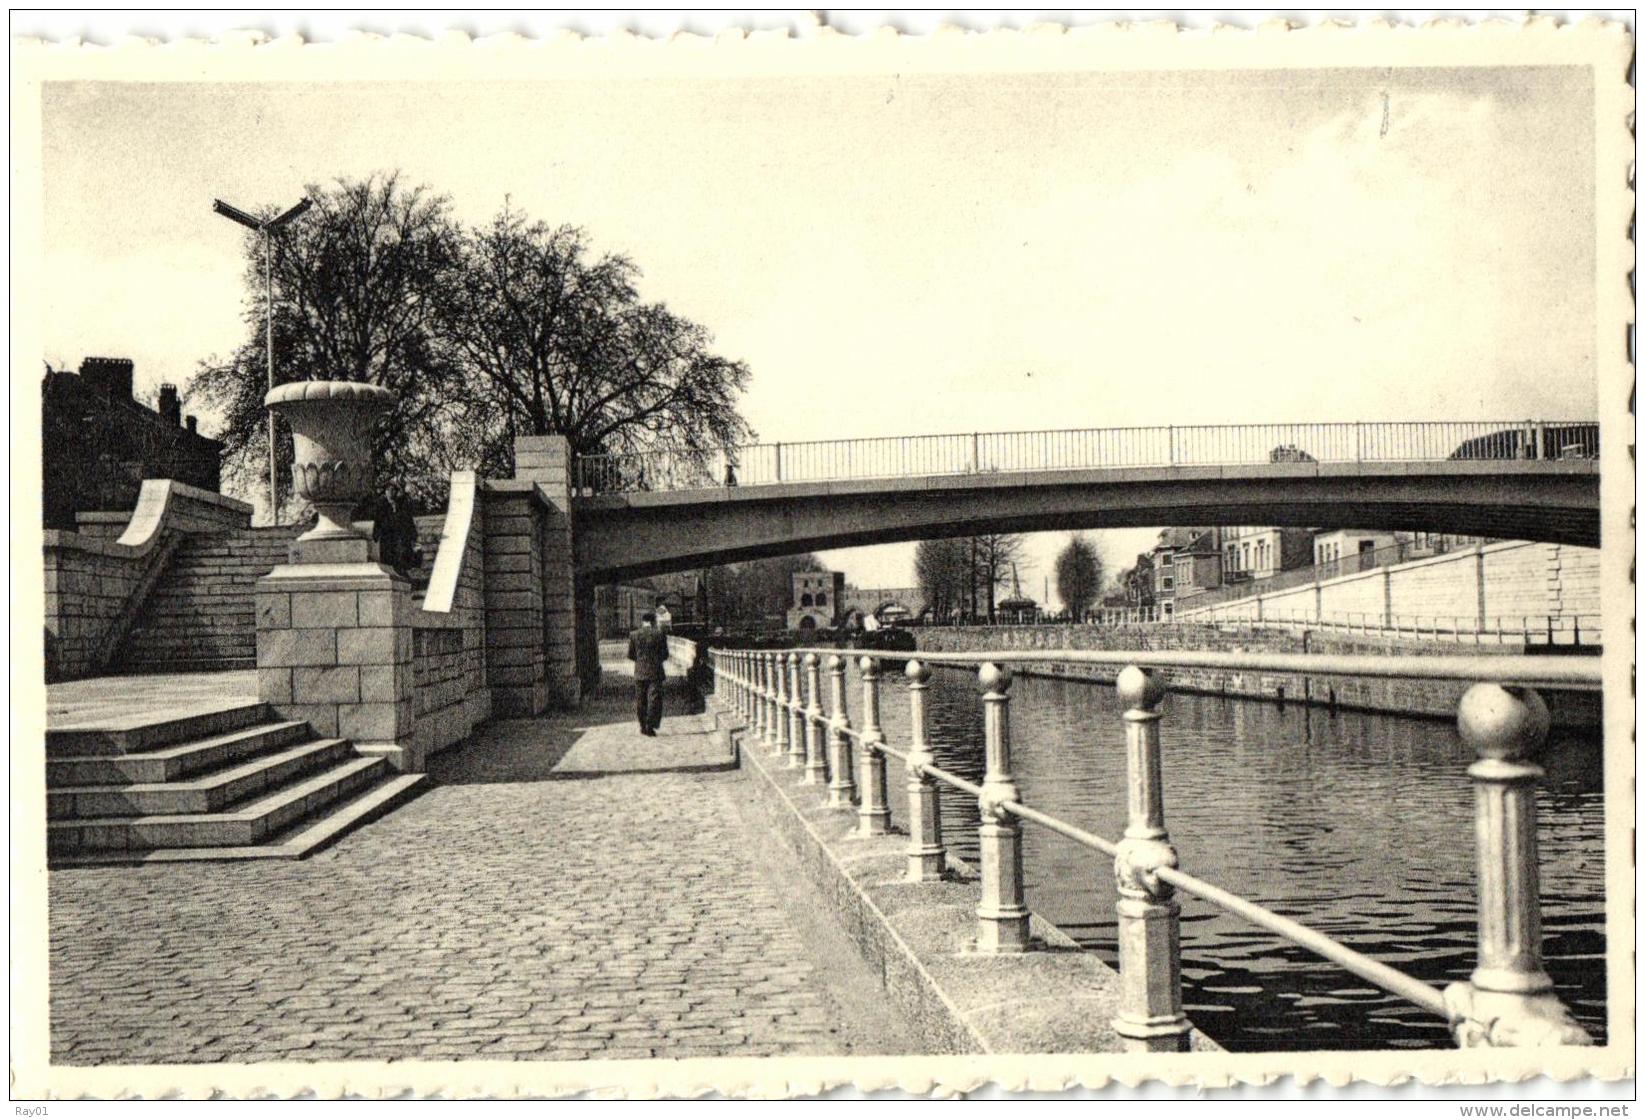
[{"x1": 9, "y1": 12, "x2": 1636, "y2": 1101}]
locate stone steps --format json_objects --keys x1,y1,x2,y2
[
  {"x1": 48, "y1": 737, "x2": 354, "y2": 819},
  {"x1": 47, "y1": 718, "x2": 311, "y2": 786},
  {"x1": 46, "y1": 701, "x2": 271, "y2": 757},
  {"x1": 49, "y1": 754, "x2": 403, "y2": 857},
  {"x1": 46, "y1": 704, "x2": 426, "y2": 864}
]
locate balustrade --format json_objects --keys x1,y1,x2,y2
[{"x1": 704, "y1": 641, "x2": 1598, "y2": 1050}]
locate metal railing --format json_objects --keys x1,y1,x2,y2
[
  {"x1": 708, "y1": 644, "x2": 1600, "y2": 1051},
  {"x1": 574, "y1": 419, "x2": 1600, "y2": 494}
]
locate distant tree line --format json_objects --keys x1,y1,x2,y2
[
  {"x1": 914, "y1": 534, "x2": 1026, "y2": 622},
  {"x1": 702, "y1": 554, "x2": 827, "y2": 628},
  {"x1": 190, "y1": 173, "x2": 756, "y2": 515}
]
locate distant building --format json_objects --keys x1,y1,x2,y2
[
  {"x1": 42, "y1": 357, "x2": 223, "y2": 529},
  {"x1": 1152, "y1": 527, "x2": 1221, "y2": 618},
  {"x1": 1312, "y1": 529, "x2": 1400, "y2": 579},
  {"x1": 788, "y1": 570, "x2": 846, "y2": 630},
  {"x1": 1221, "y1": 525, "x2": 1314, "y2": 582}
]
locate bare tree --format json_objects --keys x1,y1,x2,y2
[{"x1": 437, "y1": 206, "x2": 756, "y2": 474}]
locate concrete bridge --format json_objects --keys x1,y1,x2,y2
[{"x1": 574, "y1": 454, "x2": 1600, "y2": 582}]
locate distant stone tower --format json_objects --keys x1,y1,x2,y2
[{"x1": 786, "y1": 570, "x2": 844, "y2": 631}]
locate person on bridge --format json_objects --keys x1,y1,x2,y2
[{"x1": 626, "y1": 612, "x2": 668, "y2": 737}]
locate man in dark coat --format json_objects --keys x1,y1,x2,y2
[{"x1": 626, "y1": 612, "x2": 668, "y2": 736}]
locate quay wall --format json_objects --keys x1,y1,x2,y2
[{"x1": 914, "y1": 624, "x2": 1601, "y2": 727}]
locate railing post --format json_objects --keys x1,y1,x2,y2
[
  {"x1": 1111, "y1": 665, "x2": 1192, "y2": 1052},
  {"x1": 774, "y1": 651, "x2": 792, "y2": 757},
  {"x1": 1444, "y1": 684, "x2": 1592, "y2": 1047},
  {"x1": 856, "y1": 656, "x2": 891, "y2": 836},
  {"x1": 975, "y1": 663, "x2": 1030, "y2": 953},
  {"x1": 826, "y1": 654, "x2": 857, "y2": 809},
  {"x1": 766, "y1": 651, "x2": 783, "y2": 751},
  {"x1": 774, "y1": 442, "x2": 784, "y2": 483},
  {"x1": 903, "y1": 658, "x2": 945, "y2": 882},
  {"x1": 787, "y1": 651, "x2": 806, "y2": 769},
  {"x1": 802, "y1": 653, "x2": 827, "y2": 785},
  {"x1": 751, "y1": 652, "x2": 766, "y2": 741}
]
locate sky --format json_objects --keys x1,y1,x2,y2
[{"x1": 40, "y1": 65, "x2": 1598, "y2": 605}]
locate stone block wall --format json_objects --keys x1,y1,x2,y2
[
  {"x1": 43, "y1": 535, "x2": 149, "y2": 680},
  {"x1": 42, "y1": 480, "x2": 256, "y2": 681},
  {"x1": 408, "y1": 474, "x2": 491, "y2": 759},
  {"x1": 481, "y1": 485, "x2": 548, "y2": 716},
  {"x1": 254, "y1": 574, "x2": 415, "y2": 748},
  {"x1": 512, "y1": 435, "x2": 582, "y2": 708}
]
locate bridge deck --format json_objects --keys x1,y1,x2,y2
[{"x1": 48, "y1": 667, "x2": 919, "y2": 1063}]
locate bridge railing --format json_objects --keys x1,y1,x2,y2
[
  {"x1": 573, "y1": 419, "x2": 1600, "y2": 494},
  {"x1": 708, "y1": 644, "x2": 1601, "y2": 1051}
]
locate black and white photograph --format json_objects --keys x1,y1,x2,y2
[{"x1": 10, "y1": 11, "x2": 1635, "y2": 1102}]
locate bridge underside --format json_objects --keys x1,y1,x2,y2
[{"x1": 573, "y1": 461, "x2": 1600, "y2": 582}]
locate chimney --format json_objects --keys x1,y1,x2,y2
[
  {"x1": 78, "y1": 356, "x2": 134, "y2": 400},
  {"x1": 158, "y1": 383, "x2": 181, "y2": 426},
  {"x1": 185, "y1": 415, "x2": 198, "y2": 434}
]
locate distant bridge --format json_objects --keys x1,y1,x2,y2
[{"x1": 569, "y1": 421, "x2": 1601, "y2": 581}]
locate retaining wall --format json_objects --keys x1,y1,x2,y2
[
  {"x1": 1177, "y1": 541, "x2": 1601, "y2": 633},
  {"x1": 43, "y1": 481, "x2": 254, "y2": 680}
]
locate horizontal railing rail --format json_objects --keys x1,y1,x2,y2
[
  {"x1": 574, "y1": 419, "x2": 1600, "y2": 494},
  {"x1": 707, "y1": 643, "x2": 1599, "y2": 1051}
]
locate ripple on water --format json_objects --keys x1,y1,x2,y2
[{"x1": 852, "y1": 662, "x2": 1608, "y2": 1051}]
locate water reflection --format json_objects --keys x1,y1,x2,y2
[{"x1": 847, "y1": 660, "x2": 1607, "y2": 1052}]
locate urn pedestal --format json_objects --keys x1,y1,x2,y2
[{"x1": 256, "y1": 379, "x2": 419, "y2": 771}]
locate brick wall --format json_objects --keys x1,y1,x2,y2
[{"x1": 915, "y1": 624, "x2": 1599, "y2": 727}]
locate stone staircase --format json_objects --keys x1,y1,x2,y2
[
  {"x1": 47, "y1": 701, "x2": 425, "y2": 865},
  {"x1": 116, "y1": 527, "x2": 299, "y2": 673}
]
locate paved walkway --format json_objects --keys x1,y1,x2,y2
[{"x1": 49, "y1": 668, "x2": 917, "y2": 1064}]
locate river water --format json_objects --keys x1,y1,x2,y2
[{"x1": 838, "y1": 661, "x2": 1607, "y2": 1051}]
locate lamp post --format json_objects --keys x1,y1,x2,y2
[{"x1": 213, "y1": 196, "x2": 312, "y2": 525}]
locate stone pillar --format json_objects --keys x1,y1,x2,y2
[
  {"x1": 481, "y1": 485, "x2": 548, "y2": 716},
  {"x1": 256, "y1": 534, "x2": 419, "y2": 772},
  {"x1": 512, "y1": 435, "x2": 582, "y2": 709}
]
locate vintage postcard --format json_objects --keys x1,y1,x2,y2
[{"x1": 9, "y1": 13, "x2": 1635, "y2": 1102}]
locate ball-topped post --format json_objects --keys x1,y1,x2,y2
[
  {"x1": 1442, "y1": 683, "x2": 1591, "y2": 1047},
  {"x1": 786, "y1": 651, "x2": 806, "y2": 769},
  {"x1": 856, "y1": 655, "x2": 891, "y2": 836},
  {"x1": 1112, "y1": 664, "x2": 1191, "y2": 1052},
  {"x1": 903, "y1": 658, "x2": 945, "y2": 882},
  {"x1": 975, "y1": 661, "x2": 1029, "y2": 952},
  {"x1": 802, "y1": 652, "x2": 827, "y2": 785},
  {"x1": 825, "y1": 654, "x2": 857, "y2": 809}
]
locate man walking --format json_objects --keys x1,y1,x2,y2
[{"x1": 626, "y1": 611, "x2": 667, "y2": 736}]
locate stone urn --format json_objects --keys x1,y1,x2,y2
[{"x1": 265, "y1": 380, "x2": 395, "y2": 541}]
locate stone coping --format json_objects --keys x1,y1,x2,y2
[
  {"x1": 714, "y1": 699, "x2": 1220, "y2": 1056},
  {"x1": 44, "y1": 480, "x2": 253, "y2": 559},
  {"x1": 421, "y1": 470, "x2": 478, "y2": 615}
]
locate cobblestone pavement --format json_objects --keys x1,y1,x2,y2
[{"x1": 49, "y1": 671, "x2": 915, "y2": 1064}]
